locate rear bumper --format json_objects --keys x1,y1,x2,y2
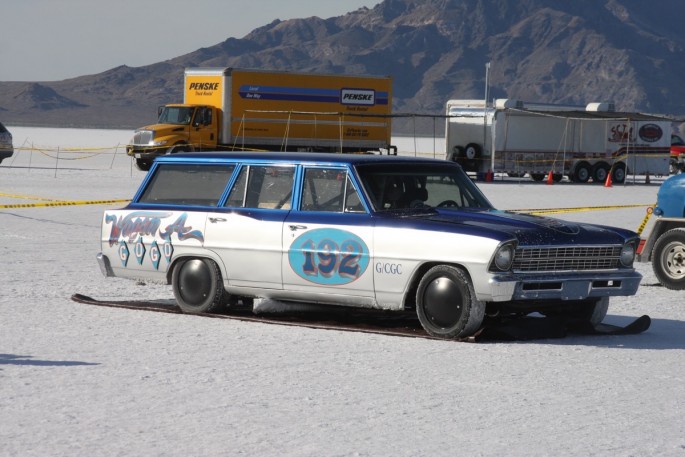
[{"x1": 96, "y1": 253, "x2": 114, "y2": 277}]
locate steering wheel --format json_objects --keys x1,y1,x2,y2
[{"x1": 437, "y1": 199, "x2": 459, "y2": 208}]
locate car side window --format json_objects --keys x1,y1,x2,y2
[
  {"x1": 225, "y1": 165, "x2": 294, "y2": 209},
  {"x1": 301, "y1": 168, "x2": 365, "y2": 213},
  {"x1": 137, "y1": 164, "x2": 235, "y2": 206}
]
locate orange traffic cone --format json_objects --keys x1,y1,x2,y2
[
  {"x1": 604, "y1": 170, "x2": 613, "y2": 187},
  {"x1": 546, "y1": 170, "x2": 554, "y2": 185}
]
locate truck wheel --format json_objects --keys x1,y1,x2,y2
[
  {"x1": 530, "y1": 173, "x2": 546, "y2": 182},
  {"x1": 172, "y1": 258, "x2": 227, "y2": 313},
  {"x1": 135, "y1": 159, "x2": 152, "y2": 171},
  {"x1": 591, "y1": 162, "x2": 610, "y2": 183},
  {"x1": 572, "y1": 161, "x2": 591, "y2": 183},
  {"x1": 652, "y1": 229, "x2": 685, "y2": 290},
  {"x1": 416, "y1": 265, "x2": 485, "y2": 339},
  {"x1": 611, "y1": 163, "x2": 626, "y2": 184}
]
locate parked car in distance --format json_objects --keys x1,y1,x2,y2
[
  {"x1": 0, "y1": 122, "x2": 14, "y2": 164},
  {"x1": 97, "y1": 152, "x2": 642, "y2": 339}
]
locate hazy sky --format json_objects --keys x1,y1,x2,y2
[{"x1": 1, "y1": 0, "x2": 379, "y2": 82}]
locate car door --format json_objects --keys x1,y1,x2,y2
[
  {"x1": 282, "y1": 166, "x2": 375, "y2": 304},
  {"x1": 204, "y1": 163, "x2": 295, "y2": 290},
  {"x1": 188, "y1": 106, "x2": 218, "y2": 149}
]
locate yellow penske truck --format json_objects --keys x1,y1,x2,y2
[{"x1": 127, "y1": 67, "x2": 394, "y2": 170}]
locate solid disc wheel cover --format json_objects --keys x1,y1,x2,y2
[
  {"x1": 423, "y1": 276, "x2": 464, "y2": 328},
  {"x1": 178, "y1": 260, "x2": 212, "y2": 306}
]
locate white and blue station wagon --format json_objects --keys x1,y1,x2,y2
[{"x1": 97, "y1": 152, "x2": 642, "y2": 339}]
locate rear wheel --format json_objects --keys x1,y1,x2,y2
[
  {"x1": 530, "y1": 173, "x2": 546, "y2": 182},
  {"x1": 611, "y1": 163, "x2": 626, "y2": 184},
  {"x1": 572, "y1": 161, "x2": 591, "y2": 183},
  {"x1": 172, "y1": 258, "x2": 227, "y2": 313},
  {"x1": 592, "y1": 162, "x2": 610, "y2": 183},
  {"x1": 652, "y1": 229, "x2": 685, "y2": 290},
  {"x1": 416, "y1": 265, "x2": 485, "y2": 339}
]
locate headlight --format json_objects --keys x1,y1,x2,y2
[
  {"x1": 491, "y1": 243, "x2": 515, "y2": 271},
  {"x1": 620, "y1": 242, "x2": 636, "y2": 267},
  {"x1": 152, "y1": 140, "x2": 168, "y2": 146}
]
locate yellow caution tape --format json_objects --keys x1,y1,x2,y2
[
  {"x1": 0, "y1": 199, "x2": 130, "y2": 209},
  {"x1": 510, "y1": 203, "x2": 652, "y2": 215},
  {"x1": 0, "y1": 192, "x2": 63, "y2": 202}
]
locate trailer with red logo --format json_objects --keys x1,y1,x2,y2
[{"x1": 445, "y1": 99, "x2": 671, "y2": 183}]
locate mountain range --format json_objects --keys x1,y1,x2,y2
[{"x1": 2, "y1": 0, "x2": 685, "y2": 133}]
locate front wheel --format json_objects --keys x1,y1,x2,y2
[
  {"x1": 135, "y1": 158, "x2": 152, "y2": 171},
  {"x1": 652, "y1": 229, "x2": 685, "y2": 290},
  {"x1": 172, "y1": 258, "x2": 227, "y2": 313},
  {"x1": 416, "y1": 265, "x2": 485, "y2": 339}
]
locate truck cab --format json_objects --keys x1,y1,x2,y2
[{"x1": 127, "y1": 104, "x2": 220, "y2": 170}]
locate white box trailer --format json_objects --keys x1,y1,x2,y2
[{"x1": 445, "y1": 99, "x2": 671, "y2": 183}]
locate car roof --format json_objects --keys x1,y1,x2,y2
[{"x1": 155, "y1": 151, "x2": 450, "y2": 167}]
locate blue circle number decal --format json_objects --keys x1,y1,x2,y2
[{"x1": 288, "y1": 228, "x2": 369, "y2": 285}]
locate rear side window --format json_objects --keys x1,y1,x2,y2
[
  {"x1": 138, "y1": 164, "x2": 235, "y2": 206},
  {"x1": 226, "y1": 165, "x2": 295, "y2": 209},
  {"x1": 0, "y1": 122, "x2": 8, "y2": 134}
]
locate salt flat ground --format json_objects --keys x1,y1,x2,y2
[{"x1": 1, "y1": 128, "x2": 683, "y2": 457}]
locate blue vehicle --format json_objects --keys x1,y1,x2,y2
[
  {"x1": 97, "y1": 152, "x2": 641, "y2": 339},
  {"x1": 638, "y1": 173, "x2": 685, "y2": 289}
]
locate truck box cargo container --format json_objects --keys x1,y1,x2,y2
[
  {"x1": 445, "y1": 99, "x2": 671, "y2": 183},
  {"x1": 127, "y1": 68, "x2": 394, "y2": 170}
]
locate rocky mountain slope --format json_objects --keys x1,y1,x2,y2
[{"x1": 2, "y1": 0, "x2": 684, "y2": 132}]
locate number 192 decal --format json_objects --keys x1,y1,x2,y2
[{"x1": 288, "y1": 228, "x2": 369, "y2": 285}]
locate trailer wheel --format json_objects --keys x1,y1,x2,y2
[
  {"x1": 611, "y1": 163, "x2": 626, "y2": 184},
  {"x1": 652, "y1": 228, "x2": 685, "y2": 290},
  {"x1": 172, "y1": 258, "x2": 227, "y2": 313},
  {"x1": 530, "y1": 173, "x2": 546, "y2": 182},
  {"x1": 572, "y1": 161, "x2": 591, "y2": 183},
  {"x1": 416, "y1": 265, "x2": 485, "y2": 339},
  {"x1": 591, "y1": 162, "x2": 610, "y2": 183},
  {"x1": 464, "y1": 143, "x2": 481, "y2": 160}
]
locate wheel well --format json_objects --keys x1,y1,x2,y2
[
  {"x1": 403, "y1": 262, "x2": 472, "y2": 310},
  {"x1": 165, "y1": 254, "x2": 227, "y2": 285}
]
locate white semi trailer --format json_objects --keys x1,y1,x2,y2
[{"x1": 445, "y1": 99, "x2": 671, "y2": 183}]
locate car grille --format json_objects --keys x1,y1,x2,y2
[
  {"x1": 132, "y1": 130, "x2": 153, "y2": 145},
  {"x1": 513, "y1": 246, "x2": 622, "y2": 272}
]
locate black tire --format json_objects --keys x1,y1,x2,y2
[
  {"x1": 416, "y1": 265, "x2": 485, "y2": 339},
  {"x1": 591, "y1": 162, "x2": 610, "y2": 183},
  {"x1": 652, "y1": 228, "x2": 685, "y2": 290},
  {"x1": 612, "y1": 163, "x2": 626, "y2": 184},
  {"x1": 572, "y1": 161, "x2": 591, "y2": 183},
  {"x1": 530, "y1": 173, "x2": 546, "y2": 182},
  {"x1": 135, "y1": 158, "x2": 152, "y2": 171},
  {"x1": 172, "y1": 258, "x2": 227, "y2": 313}
]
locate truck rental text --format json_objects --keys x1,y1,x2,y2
[{"x1": 127, "y1": 67, "x2": 395, "y2": 170}]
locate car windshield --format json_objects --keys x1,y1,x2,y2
[
  {"x1": 158, "y1": 107, "x2": 194, "y2": 125},
  {"x1": 355, "y1": 162, "x2": 493, "y2": 212}
]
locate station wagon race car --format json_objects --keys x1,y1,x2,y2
[{"x1": 97, "y1": 152, "x2": 642, "y2": 339}]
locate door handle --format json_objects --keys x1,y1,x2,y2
[
  {"x1": 289, "y1": 224, "x2": 307, "y2": 231},
  {"x1": 209, "y1": 217, "x2": 227, "y2": 223}
]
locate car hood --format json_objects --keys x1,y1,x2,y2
[{"x1": 379, "y1": 208, "x2": 636, "y2": 246}]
